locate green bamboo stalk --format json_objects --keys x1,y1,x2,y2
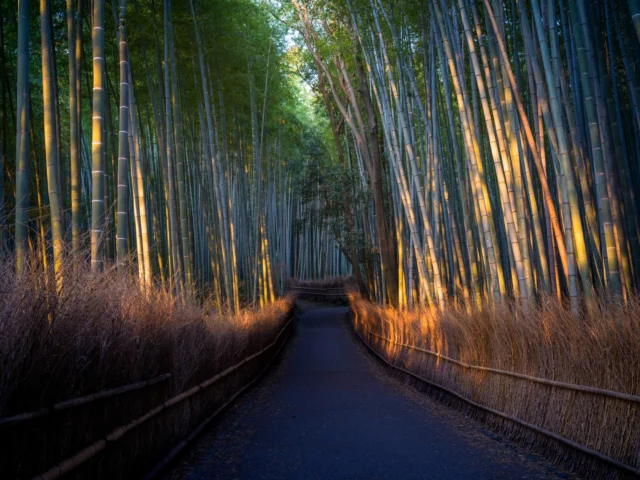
[
  {"x1": 116, "y1": 0, "x2": 129, "y2": 267},
  {"x1": 91, "y1": 0, "x2": 106, "y2": 271},
  {"x1": 169, "y1": 21, "x2": 192, "y2": 291},
  {"x1": 163, "y1": 0, "x2": 181, "y2": 290},
  {"x1": 41, "y1": 0, "x2": 64, "y2": 289},
  {"x1": 128, "y1": 61, "x2": 152, "y2": 289},
  {"x1": 68, "y1": 0, "x2": 81, "y2": 251},
  {"x1": 15, "y1": 0, "x2": 30, "y2": 274}
]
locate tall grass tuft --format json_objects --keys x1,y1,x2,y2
[
  {"x1": 0, "y1": 251, "x2": 294, "y2": 478},
  {"x1": 350, "y1": 294, "x2": 640, "y2": 479}
]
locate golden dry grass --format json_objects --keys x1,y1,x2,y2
[
  {"x1": 350, "y1": 293, "x2": 640, "y2": 479},
  {"x1": 0, "y1": 252, "x2": 294, "y2": 478}
]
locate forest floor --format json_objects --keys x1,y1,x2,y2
[{"x1": 166, "y1": 303, "x2": 574, "y2": 480}]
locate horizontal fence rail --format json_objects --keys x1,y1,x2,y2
[
  {"x1": 284, "y1": 286, "x2": 349, "y2": 298},
  {"x1": 285, "y1": 286, "x2": 347, "y2": 291},
  {"x1": 364, "y1": 330, "x2": 640, "y2": 404},
  {"x1": 33, "y1": 317, "x2": 294, "y2": 480},
  {"x1": 143, "y1": 328, "x2": 293, "y2": 479},
  {"x1": 0, "y1": 373, "x2": 172, "y2": 426},
  {"x1": 353, "y1": 311, "x2": 640, "y2": 478}
]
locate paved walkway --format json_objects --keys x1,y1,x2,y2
[{"x1": 168, "y1": 306, "x2": 568, "y2": 480}]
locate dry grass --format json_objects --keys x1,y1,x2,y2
[
  {"x1": 0, "y1": 252, "x2": 294, "y2": 478},
  {"x1": 350, "y1": 293, "x2": 640, "y2": 479}
]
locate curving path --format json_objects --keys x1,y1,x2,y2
[{"x1": 168, "y1": 304, "x2": 570, "y2": 480}]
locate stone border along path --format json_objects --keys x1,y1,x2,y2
[{"x1": 166, "y1": 303, "x2": 574, "y2": 480}]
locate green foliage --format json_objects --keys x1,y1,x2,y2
[{"x1": 292, "y1": 130, "x2": 375, "y2": 267}]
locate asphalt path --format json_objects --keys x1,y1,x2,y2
[{"x1": 167, "y1": 303, "x2": 570, "y2": 480}]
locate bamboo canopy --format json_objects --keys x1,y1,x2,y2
[
  {"x1": 1, "y1": 0, "x2": 639, "y2": 310},
  {"x1": 289, "y1": 0, "x2": 640, "y2": 309}
]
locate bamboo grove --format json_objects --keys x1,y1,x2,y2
[
  {"x1": 0, "y1": 0, "x2": 354, "y2": 311},
  {"x1": 3, "y1": 0, "x2": 640, "y2": 313},
  {"x1": 283, "y1": 0, "x2": 640, "y2": 309}
]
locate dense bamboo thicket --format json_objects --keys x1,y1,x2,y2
[
  {"x1": 281, "y1": 0, "x2": 640, "y2": 310},
  {"x1": 0, "y1": 0, "x2": 351, "y2": 313},
  {"x1": 8, "y1": 0, "x2": 639, "y2": 308}
]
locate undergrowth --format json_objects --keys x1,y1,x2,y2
[
  {"x1": 0, "y1": 251, "x2": 294, "y2": 478},
  {"x1": 350, "y1": 293, "x2": 640, "y2": 479}
]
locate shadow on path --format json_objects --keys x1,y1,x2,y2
[{"x1": 167, "y1": 306, "x2": 571, "y2": 480}]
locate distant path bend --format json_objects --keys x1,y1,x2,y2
[{"x1": 168, "y1": 305, "x2": 569, "y2": 480}]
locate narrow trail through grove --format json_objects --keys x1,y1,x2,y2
[{"x1": 167, "y1": 304, "x2": 570, "y2": 480}]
